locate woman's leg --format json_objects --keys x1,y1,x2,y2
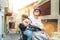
[
  {"x1": 24, "y1": 29, "x2": 32, "y2": 40},
  {"x1": 32, "y1": 31, "x2": 49, "y2": 40}
]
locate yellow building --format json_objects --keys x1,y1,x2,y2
[{"x1": 1, "y1": 0, "x2": 60, "y2": 40}]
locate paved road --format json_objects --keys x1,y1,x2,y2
[{"x1": 3, "y1": 33, "x2": 20, "y2": 40}]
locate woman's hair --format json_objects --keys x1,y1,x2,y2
[
  {"x1": 22, "y1": 14, "x2": 28, "y2": 18},
  {"x1": 33, "y1": 9, "x2": 41, "y2": 16},
  {"x1": 22, "y1": 14, "x2": 28, "y2": 21},
  {"x1": 21, "y1": 14, "x2": 32, "y2": 24}
]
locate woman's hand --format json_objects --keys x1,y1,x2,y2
[{"x1": 23, "y1": 20, "x2": 29, "y2": 27}]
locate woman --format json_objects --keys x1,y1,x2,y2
[{"x1": 22, "y1": 9, "x2": 49, "y2": 40}]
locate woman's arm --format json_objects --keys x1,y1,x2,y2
[{"x1": 22, "y1": 19, "x2": 29, "y2": 27}]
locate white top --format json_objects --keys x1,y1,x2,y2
[
  {"x1": 29, "y1": 16, "x2": 44, "y2": 29},
  {"x1": 24, "y1": 16, "x2": 44, "y2": 29}
]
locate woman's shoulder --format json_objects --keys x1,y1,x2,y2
[{"x1": 28, "y1": 16, "x2": 34, "y2": 19}]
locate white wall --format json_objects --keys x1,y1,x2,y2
[
  {"x1": 0, "y1": 13, "x2": 4, "y2": 40},
  {"x1": 0, "y1": 0, "x2": 5, "y2": 40}
]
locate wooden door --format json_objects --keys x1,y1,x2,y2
[
  {"x1": 42, "y1": 19, "x2": 58, "y2": 36},
  {"x1": 38, "y1": 0, "x2": 51, "y2": 15}
]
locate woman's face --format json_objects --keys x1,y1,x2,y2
[{"x1": 33, "y1": 11, "x2": 40, "y2": 16}]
